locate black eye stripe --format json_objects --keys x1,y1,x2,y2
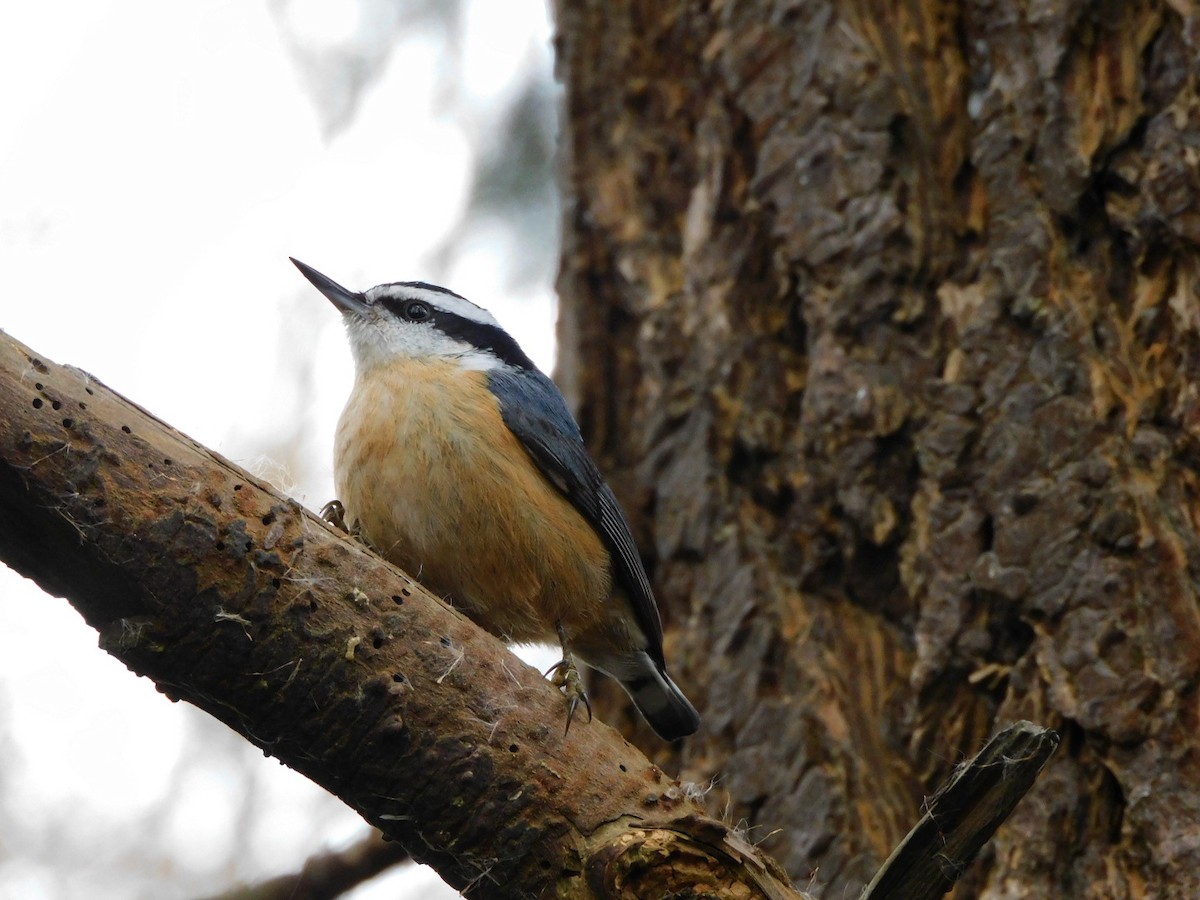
[
  {"x1": 377, "y1": 293, "x2": 538, "y2": 372},
  {"x1": 435, "y1": 314, "x2": 536, "y2": 371},
  {"x1": 380, "y1": 297, "x2": 430, "y2": 321}
]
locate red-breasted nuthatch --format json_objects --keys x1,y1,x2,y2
[{"x1": 291, "y1": 258, "x2": 700, "y2": 741}]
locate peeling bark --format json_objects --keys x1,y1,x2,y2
[{"x1": 555, "y1": 2, "x2": 1200, "y2": 896}]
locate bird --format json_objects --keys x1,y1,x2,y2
[{"x1": 291, "y1": 258, "x2": 700, "y2": 741}]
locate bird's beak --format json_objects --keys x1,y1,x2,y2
[{"x1": 290, "y1": 258, "x2": 370, "y2": 316}]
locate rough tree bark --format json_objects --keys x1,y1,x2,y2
[{"x1": 554, "y1": 1, "x2": 1200, "y2": 897}]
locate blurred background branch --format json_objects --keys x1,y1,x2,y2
[{"x1": 199, "y1": 831, "x2": 408, "y2": 900}]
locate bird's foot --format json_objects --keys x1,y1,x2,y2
[
  {"x1": 321, "y1": 500, "x2": 349, "y2": 533},
  {"x1": 545, "y1": 655, "x2": 592, "y2": 735},
  {"x1": 322, "y1": 501, "x2": 370, "y2": 546}
]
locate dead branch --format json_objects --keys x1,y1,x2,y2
[
  {"x1": 0, "y1": 330, "x2": 801, "y2": 899},
  {"x1": 862, "y1": 722, "x2": 1061, "y2": 900}
]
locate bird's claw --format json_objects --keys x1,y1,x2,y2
[
  {"x1": 321, "y1": 500, "x2": 349, "y2": 533},
  {"x1": 546, "y1": 656, "x2": 592, "y2": 735},
  {"x1": 322, "y1": 501, "x2": 371, "y2": 547}
]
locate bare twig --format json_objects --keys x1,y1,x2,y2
[{"x1": 862, "y1": 721, "x2": 1061, "y2": 900}]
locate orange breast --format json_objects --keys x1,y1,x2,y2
[{"x1": 334, "y1": 358, "x2": 612, "y2": 644}]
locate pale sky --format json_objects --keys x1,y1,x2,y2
[{"x1": 0, "y1": 1, "x2": 557, "y2": 897}]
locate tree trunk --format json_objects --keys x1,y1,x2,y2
[{"x1": 554, "y1": 2, "x2": 1200, "y2": 896}]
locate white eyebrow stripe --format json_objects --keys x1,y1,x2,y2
[{"x1": 365, "y1": 283, "x2": 499, "y2": 328}]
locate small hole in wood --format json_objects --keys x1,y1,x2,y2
[
  {"x1": 85, "y1": 387, "x2": 94, "y2": 395},
  {"x1": 62, "y1": 418, "x2": 74, "y2": 428},
  {"x1": 271, "y1": 577, "x2": 281, "y2": 589},
  {"x1": 261, "y1": 512, "x2": 275, "y2": 525},
  {"x1": 215, "y1": 541, "x2": 225, "y2": 550},
  {"x1": 78, "y1": 402, "x2": 87, "y2": 410},
  {"x1": 121, "y1": 425, "x2": 132, "y2": 434},
  {"x1": 51, "y1": 400, "x2": 61, "y2": 410},
  {"x1": 391, "y1": 594, "x2": 404, "y2": 605},
  {"x1": 34, "y1": 382, "x2": 43, "y2": 390},
  {"x1": 509, "y1": 744, "x2": 519, "y2": 753},
  {"x1": 31, "y1": 398, "x2": 43, "y2": 409},
  {"x1": 619, "y1": 764, "x2": 627, "y2": 772},
  {"x1": 234, "y1": 484, "x2": 243, "y2": 491},
  {"x1": 163, "y1": 458, "x2": 172, "y2": 466},
  {"x1": 392, "y1": 672, "x2": 405, "y2": 683},
  {"x1": 373, "y1": 636, "x2": 384, "y2": 649}
]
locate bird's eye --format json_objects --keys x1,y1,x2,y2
[{"x1": 403, "y1": 300, "x2": 431, "y2": 321}]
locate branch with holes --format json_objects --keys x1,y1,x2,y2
[{"x1": 0, "y1": 331, "x2": 1057, "y2": 899}]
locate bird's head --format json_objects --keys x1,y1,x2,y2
[{"x1": 290, "y1": 257, "x2": 534, "y2": 375}]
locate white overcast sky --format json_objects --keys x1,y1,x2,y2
[{"x1": 0, "y1": 1, "x2": 557, "y2": 897}]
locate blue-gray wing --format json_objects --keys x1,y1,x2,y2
[{"x1": 487, "y1": 367, "x2": 665, "y2": 663}]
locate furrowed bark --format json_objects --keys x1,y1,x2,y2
[
  {"x1": 554, "y1": 1, "x2": 1200, "y2": 896},
  {"x1": 0, "y1": 330, "x2": 800, "y2": 900}
]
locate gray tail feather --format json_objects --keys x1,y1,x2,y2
[{"x1": 624, "y1": 667, "x2": 700, "y2": 741}]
